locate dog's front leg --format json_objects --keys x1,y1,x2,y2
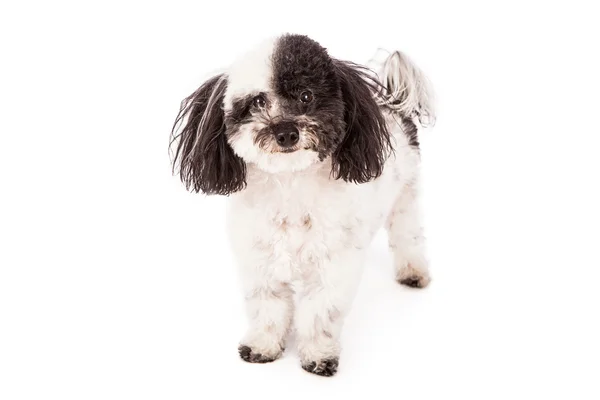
[
  {"x1": 295, "y1": 248, "x2": 365, "y2": 377},
  {"x1": 237, "y1": 268, "x2": 294, "y2": 364}
]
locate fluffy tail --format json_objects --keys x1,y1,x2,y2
[{"x1": 369, "y1": 49, "x2": 436, "y2": 129}]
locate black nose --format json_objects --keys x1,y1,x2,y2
[{"x1": 273, "y1": 122, "x2": 299, "y2": 148}]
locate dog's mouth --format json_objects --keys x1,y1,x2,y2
[
  {"x1": 276, "y1": 147, "x2": 299, "y2": 153},
  {"x1": 272, "y1": 144, "x2": 319, "y2": 154}
]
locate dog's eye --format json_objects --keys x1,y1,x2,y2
[
  {"x1": 252, "y1": 95, "x2": 266, "y2": 108},
  {"x1": 300, "y1": 91, "x2": 313, "y2": 103}
]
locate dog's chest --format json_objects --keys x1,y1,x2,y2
[
  {"x1": 228, "y1": 171, "x2": 379, "y2": 270},
  {"x1": 261, "y1": 198, "x2": 362, "y2": 266}
]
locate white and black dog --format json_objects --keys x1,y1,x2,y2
[{"x1": 170, "y1": 33, "x2": 435, "y2": 376}]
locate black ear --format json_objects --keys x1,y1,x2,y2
[
  {"x1": 331, "y1": 61, "x2": 392, "y2": 184},
  {"x1": 169, "y1": 74, "x2": 246, "y2": 195}
]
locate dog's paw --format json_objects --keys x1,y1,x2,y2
[
  {"x1": 396, "y1": 263, "x2": 431, "y2": 288},
  {"x1": 301, "y1": 358, "x2": 339, "y2": 377},
  {"x1": 238, "y1": 345, "x2": 282, "y2": 364}
]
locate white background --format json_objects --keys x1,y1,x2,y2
[{"x1": 1, "y1": 1, "x2": 599, "y2": 399}]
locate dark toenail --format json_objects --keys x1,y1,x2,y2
[
  {"x1": 400, "y1": 277, "x2": 422, "y2": 288},
  {"x1": 302, "y1": 358, "x2": 339, "y2": 377}
]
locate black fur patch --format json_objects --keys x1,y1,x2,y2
[
  {"x1": 271, "y1": 34, "x2": 392, "y2": 183},
  {"x1": 271, "y1": 34, "x2": 345, "y2": 161},
  {"x1": 272, "y1": 34, "x2": 340, "y2": 107},
  {"x1": 226, "y1": 94, "x2": 255, "y2": 124},
  {"x1": 224, "y1": 94, "x2": 258, "y2": 142},
  {"x1": 401, "y1": 118, "x2": 420, "y2": 148}
]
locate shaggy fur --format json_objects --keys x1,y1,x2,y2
[{"x1": 169, "y1": 33, "x2": 435, "y2": 377}]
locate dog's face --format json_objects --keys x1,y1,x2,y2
[
  {"x1": 222, "y1": 35, "x2": 345, "y2": 175},
  {"x1": 170, "y1": 34, "x2": 391, "y2": 195}
]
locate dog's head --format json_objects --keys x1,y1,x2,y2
[{"x1": 170, "y1": 34, "x2": 391, "y2": 195}]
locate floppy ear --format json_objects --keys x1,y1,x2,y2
[
  {"x1": 330, "y1": 60, "x2": 392, "y2": 184},
  {"x1": 169, "y1": 74, "x2": 246, "y2": 195}
]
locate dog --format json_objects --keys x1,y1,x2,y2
[{"x1": 169, "y1": 33, "x2": 435, "y2": 376}]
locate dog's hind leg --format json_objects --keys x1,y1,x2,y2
[{"x1": 385, "y1": 179, "x2": 431, "y2": 288}]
